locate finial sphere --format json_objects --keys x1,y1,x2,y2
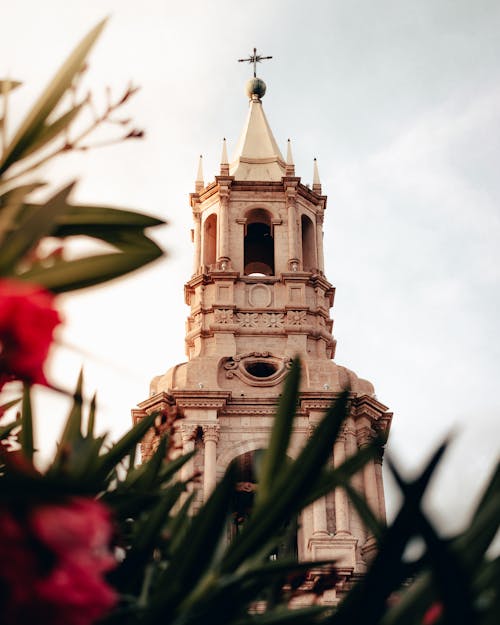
[{"x1": 245, "y1": 77, "x2": 266, "y2": 99}]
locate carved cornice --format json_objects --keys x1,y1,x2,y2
[{"x1": 137, "y1": 391, "x2": 175, "y2": 412}]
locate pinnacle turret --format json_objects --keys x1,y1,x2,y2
[{"x1": 195, "y1": 155, "x2": 204, "y2": 192}]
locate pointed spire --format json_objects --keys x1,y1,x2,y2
[
  {"x1": 195, "y1": 155, "x2": 204, "y2": 192},
  {"x1": 220, "y1": 138, "x2": 229, "y2": 175},
  {"x1": 312, "y1": 157, "x2": 321, "y2": 193},
  {"x1": 230, "y1": 94, "x2": 286, "y2": 181},
  {"x1": 285, "y1": 138, "x2": 295, "y2": 176}
]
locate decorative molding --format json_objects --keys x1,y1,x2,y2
[
  {"x1": 248, "y1": 283, "x2": 272, "y2": 308},
  {"x1": 222, "y1": 352, "x2": 292, "y2": 387},
  {"x1": 261, "y1": 312, "x2": 285, "y2": 328},
  {"x1": 236, "y1": 312, "x2": 260, "y2": 328},
  {"x1": 287, "y1": 310, "x2": 307, "y2": 325},
  {"x1": 214, "y1": 309, "x2": 233, "y2": 324}
]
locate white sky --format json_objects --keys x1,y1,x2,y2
[{"x1": 2, "y1": 0, "x2": 499, "y2": 533}]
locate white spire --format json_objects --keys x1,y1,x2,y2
[
  {"x1": 195, "y1": 155, "x2": 204, "y2": 192},
  {"x1": 220, "y1": 138, "x2": 229, "y2": 175},
  {"x1": 285, "y1": 138, "x2": 295, "y2": 176},
  {"x1": 230, "y1": 96, "x2": 286, "y2": 181},
  {"x1": 312, "y1": 157, "x2": 321, "y2": 193}
]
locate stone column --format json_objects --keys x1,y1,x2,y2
[
  {"x1": 202, "y1": 424, "x2": 220, "y2": 501},
  {"x1": 193, "y1": 211, "x2": 201, "y2": 274},
  {"x1": 286, "y1": 194, "x2": 299, "y2": 270},
  {"x1": 375, "y1": 448, "x2": 387, "y2": 523},
  {"x1": 179, "y1": 422, "x2": 198, "y2": 500},
  {"x1": 358, "y1": 427, "x2": 379, "y2": 561},
  {"x1": 345, "y1": 417, "x2": 367, "y2": 571},
  {"x1": 316, "y1": 212, "x2": 325, "y2": 273},
  {"x1": 218, "y1": 194, "x2": 229, "y2": 267},
  {"x1": 333, "y1": 430, "x2": 351, "y2": 536}
]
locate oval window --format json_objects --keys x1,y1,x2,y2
[{"x1": 244, "y1": 361, "x2": 277, "y2": 378}]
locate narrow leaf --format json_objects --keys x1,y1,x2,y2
[
  {"x1": 256, "y1": 359, "x2": 301, "y2": 506},
  {"x1": 19, "y1": 384, "x2": 34, "y2": 461},
  {"x1": 93, "y1": 411, "x2": 157, "y2": 481},
  {"x1": 49, "y1": 371, "x2": 84, "y2": 473},
  {"x1": 0, "y1": 80, "x2": 22, "y2": 93},
  {"x1": 18, "y1": 246, "x2": 163, "y2": 292},
  {"x1": 86, "y1": 392, "x2": 97, "y2": 437},
  {"x1": 0, "y1": 182, "x2": 75, "y2": 275},
  {"x1": 0, "y1": 419, "x2": 21, "y2": 440},
  {"x1": 0, "y1": 397, "x2": 21, "y2": 416}
]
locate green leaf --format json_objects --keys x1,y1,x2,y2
[
  {"x1": 49, "y1": 370, "x2": 84, "y2": 472},
  {"x1": 59, "y1": 370, "x2": 84, "y2": 445},
  {"x1": 19, "y1": 384, "x2": 34, "y2": 462},
  {"x1": 0, "y1": 79, "x2": 22, "y2": 93},
  {"x1": 332, "y1": 443, "x2": 448, "y2": 625},
  {"x1": 19, "y1": 201, "x2": 165, "y2": 230},
  {"x1": 255, "y1": 358, "x2": 300, "y2": 506},
  {"x1": 164, "y1": 493, "x2": 195, "y2": 554},
  {"x1": 86, "y1": 392, "x2": 97, "y2": 437},
  {"x1": 147, "y1": 463, "x2": 237, "y2": 619},
  {"x1": 0, "y1": 182, "x2": 75, "y2": 275},
  {"x1": 92, "y1": 411, "x2": 157, "y2": 482},
  {"x1": 0, "y1": 397, "x2": 21, "y2": 416},
  {"x1": 125, "y1": 436, "x2": 168, "y2": 490},
  {"x1": 112, "y1": 483, "x2": 185, "y2": 591},
  {"x1": 17, "y1": 246, "x2": 163, "y2": 293},
  {"x1": 0, "y1": 419, "x2": 21, "y2": 440},
  {"x1": 0, "y1": 182, "x2": 46, "y2": 212},
  {"x1": 455, "y1": 461, "x2": 500, "y2": 568},
  {"x1": 0, "y1": 19, "x2": 107, "y2": 174}
]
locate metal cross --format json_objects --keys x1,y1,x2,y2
[{"x1": 238, "y1": 48, "x2": 273, "y2": 78}]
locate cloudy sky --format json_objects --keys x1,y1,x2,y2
[{"x1": 2, "y1": 0, "x2": 499, "y2": 532}]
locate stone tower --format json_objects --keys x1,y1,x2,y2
[{"x1": 133, "y1": 74, "x2": 392, "y2": 595}]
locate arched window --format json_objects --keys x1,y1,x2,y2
[
  {"x1": 244, "y1": 209, "x2": 274, "y2": 275},
  {"x1": 229, "y1": 449, "x2": 298, "y2": 561},
  {"x1": 301, "y1": 214, "x2": 316, "y2": 272},
  {"x1": 203, "y1": 213, "x2": 217, "y2": 268}
]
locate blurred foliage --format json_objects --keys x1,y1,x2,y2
[
  {"x1": 0, "y1": 19, "x2": 164, "y2": 294},
  {"x1": 0, "y1": 361, "x2": 498, "y2": 625}
]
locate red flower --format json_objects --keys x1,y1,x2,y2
[
  {"x1": 0, "y1": 279, "x2": 61, "y2": 389},
  {"x1": 0, "y1": 498, "x2": 117, "y2": 625},
  {"x1": 422, "y1": 602, "x2": 443, "y2": 625}
]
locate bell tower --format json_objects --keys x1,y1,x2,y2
[{"x1": 133, "y1": 67, "x2": 392, "y2": 599}]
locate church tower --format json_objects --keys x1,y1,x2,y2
[{"x1": 133, "y1": 61, "x2": 392, "y2": 595}]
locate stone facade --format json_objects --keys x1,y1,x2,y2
[{"x1": 132, "y1": 79, "x2": 392, "y2": 603}]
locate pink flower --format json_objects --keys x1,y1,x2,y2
[
  {"x1": 0, "y1": 498, "x2": 117, "y2": 625},
  {"x1": 0, "y1": 279, "x2": 61, "y2": 389}
]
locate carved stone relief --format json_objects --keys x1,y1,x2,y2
[{"x1": 248, "y1": 283, "x2": 272, "y2": 307}]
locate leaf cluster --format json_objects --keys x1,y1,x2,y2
[
  {"x1": 0, "y1": 20, "x2": 164, "y2": 294},
  {"x1": 2, "y1": 362, "x2": 497, "y2": 625}
]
